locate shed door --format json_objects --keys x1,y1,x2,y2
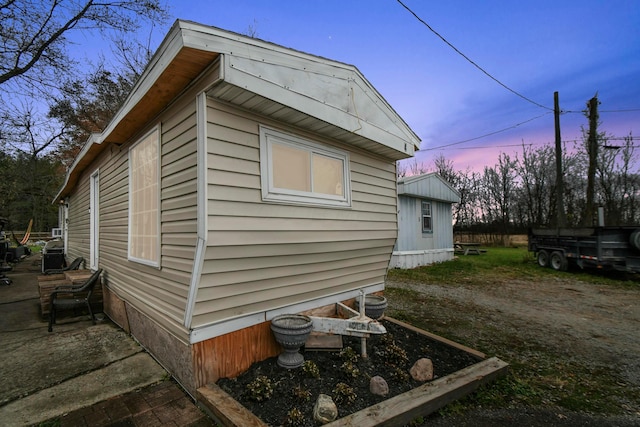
[{"x1": 90, "y1": 170, "x2": 99, "y2": 270}]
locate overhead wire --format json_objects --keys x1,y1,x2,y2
[
  {"x1": 422, "y1": 112, "x2": 552, "y2": 151},
  {"x1": 396, "y1": 0, "x2": 553, "y2": 111},
  {"x1": 396, "y1": 0, "x2": 639, "y2": 151},
  {"x1": 431, "y1": 136, "x2": 640, "y2": 151}
]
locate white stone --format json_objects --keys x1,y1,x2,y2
[
  {"x1": 369, "y1": 375, "x2": 389, "y2": 396},
  {"x1": 313, "y1": 393, "x2": 338, "y2": 424},
  {"x1": 409, "y1": 358, "x2": 434, "y2": 382}
]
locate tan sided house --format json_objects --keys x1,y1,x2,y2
[{"x1": 54, "y1": 20, "x2": 420, "y2": 396}]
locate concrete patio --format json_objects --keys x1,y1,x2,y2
[{"x1": 0, "y1": 253, "x2": 214, "y2": 426}]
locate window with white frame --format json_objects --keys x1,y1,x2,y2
[
  {"x1": 128, "y1": 128, "x2": 160, "y2": 266},
  {"x1": 260, "y1": 126, "x2": 351, "y2": 207},
  {"x1": 421, "y1": 200, "x2": 432, "y2": 233}
]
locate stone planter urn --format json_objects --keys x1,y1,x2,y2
[
  {"x1": 270, "y1": 314, "x2": 313, "y2": 369},
  {"x1": 355, "y1": 294, "x2": 388, "y2": 320}
]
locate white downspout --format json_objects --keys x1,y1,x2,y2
[{"x1": 184, "y1": 91, "x2": 209, "y2": 328}]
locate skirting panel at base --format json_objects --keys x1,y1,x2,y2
[{"x1": 390, "y1": 249, "x2": 454, "y2": 269}]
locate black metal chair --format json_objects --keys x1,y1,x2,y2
[
  {"x1": 0, "y1": 234, "x2": 12, "y2": 285},
  {"x1": 48, "y1": 268, "x2": 103, "y2": 332},
  {"x1": 44, "y1": 256, "x2": 84, "y2": 275}
]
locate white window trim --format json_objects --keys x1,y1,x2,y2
[
  {"x1": 259, "y1": 126, "x2": 351, "y2": 208},
  {"x1": 128, "y1": 127, "x2": 161, "y2": 268},
  {"x1": 421, "y1": 200, "x2": 433, "y2": 234}
]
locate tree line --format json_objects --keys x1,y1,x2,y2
[
  {"x1": 400, "y1": 131, "x2": 639, "y2": 233},
  {"x1": 0, "y1": 0, "x2": 168, "y2": 233}
]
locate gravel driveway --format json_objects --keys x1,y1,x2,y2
[{"x1": 386, "y1": 273, "x2": 640, "y2": 426}]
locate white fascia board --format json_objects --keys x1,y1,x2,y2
[
  {"x1": 179, "y1": 21, "x2": 420, "y2": 154},
  {"x1": 53, "y1": 133, "x2": 102, "y2": 203},
  {"x1": 224, "y1": 61, "x2": 416, "y2": 157}
]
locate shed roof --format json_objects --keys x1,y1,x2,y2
[
  {"x1": 55, "y1": 20, "x2": 420, "y2": 202},
  {"x1": 397, "y1": 172, "x2": 461, "y2": 204}
]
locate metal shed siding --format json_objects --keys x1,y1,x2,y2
[
  {"x1": 398, "y1": 173, "x2": 460, "y2": 204},
  {"x1": 396, "y1": 196, "x2": 454, "y2": 251},
  {"x1": 190, "y1": 99, "x2": 397, "y2": 327},
  {"x1": 433, "y1": 200, "x2": 454, "y2": 248}
]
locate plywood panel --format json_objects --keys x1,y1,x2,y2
[{"x1": 193, "y1": 322, "x2": 280, "y2": 384}]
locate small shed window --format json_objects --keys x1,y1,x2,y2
[
  {"x1": 421, "y1": 201, "x2": 432, "y2": 233},
  {"x1": 128, "y1": 128, "x2": 160, "y2": 267},
  {"x1": 260, "y1": 126, "x2": 351, "y2": 207}
]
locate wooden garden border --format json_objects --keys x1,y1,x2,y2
[{"x1": 196, "y1": 317, "x2": 509, "y2": 427}]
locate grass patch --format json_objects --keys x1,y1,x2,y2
[{"x1": 387, "y1": 247, "x2": 640, "y2": 288}]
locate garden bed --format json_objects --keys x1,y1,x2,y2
[{"x1": 199, "y1": 317, "x2": 508, "y2": 426}]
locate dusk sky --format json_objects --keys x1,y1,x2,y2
[{"x1": 77, "y1": 0, "x2": 640, "y2": 171}]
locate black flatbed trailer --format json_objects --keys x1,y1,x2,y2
[{"x1": 528, "y1": 226, "x2": 640, "y2": 273}]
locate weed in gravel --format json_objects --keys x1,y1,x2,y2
[
  {"x1": 246, "y1": 375, "x2": 273, "y2": 402},
  {"x1": 332, "y1": 382, "x2": 357, "y2": 405},
  {"x1": 292, "y1": 385, "x2": 312, "y2": 402},
  {"x1": 283, "y1": 407, "x2": 305, "y2": 426},
  {"x1": 302, "y1": 360, "x2": 320, "y2": 379},
  {"x1": 340, "y1": 361, "x2": 360, "y2": 379},
  {"x1": 339, "y1": 346, "x2": 358, "y2": 363}
]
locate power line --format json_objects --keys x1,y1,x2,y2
[
  {"x1": 422, "y1": 112, "x2": 552, "y2": 151},
  {"x1": 396, "y1": 0, "x2": 552, "y2": 111},
  {"x1": 430, "y1": 139, "x2": 640, "y2": 151},
  {"x1": 601, "y1": 108, "x2": 640, "y2": 113}
]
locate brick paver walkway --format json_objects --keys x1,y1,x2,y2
[{"x1": 55, "y1": 381, "x2": 216, "y2": 427}]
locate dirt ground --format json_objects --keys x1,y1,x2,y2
[{"x1": 386, "y1": 273, "x2": 640, "y2": 426}]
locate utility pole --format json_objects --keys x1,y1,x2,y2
[
  {"x1": 554, "y1": 92, "x2": 566, "y2": 228},
  {"x1": 583, "y1": 95, "x2": 599, "y2": 226}
]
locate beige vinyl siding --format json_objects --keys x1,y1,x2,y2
[
  {"x1": 191, "y1": 99, "x2": 397, "y2": 327},
  {"x1": 66, "y1": 82, "x2": 202, "y2": 342},
  {"x1": 65, "y1": 171, "x2": 91, "y2": 262},
  {"x1": 102, "y1": 96, "x2": 198, "y2": 340}
]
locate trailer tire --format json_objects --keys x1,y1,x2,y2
[
  {"x1": 631, "y1": 230, "x2": 640, "y2": 251},
  {"x1": 537, "y1": 250, "x2": 550, "y2": 267},
  {"x1": 550, "y1": 251, "x2": 568, "y2": 271}
]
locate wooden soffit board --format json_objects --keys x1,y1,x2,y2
[{"x1": 104, "y1": 47, "x2": 218, "y2": 145}]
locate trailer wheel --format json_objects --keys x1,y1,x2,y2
[
  {"x1": 631, "y1": 230, "x2": 640, "y2": 251},
  {"x1": 550, "y1": 251, "x2": 568, "y2": 271},
  {"x1": 537, "y1": 250, "x2": 550, "y2": 267}
]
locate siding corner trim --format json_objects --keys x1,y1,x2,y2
[{"x1": 184, "y1": 92, "x2": 209, "y2": 328}]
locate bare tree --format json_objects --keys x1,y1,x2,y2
[
  {"x1": 515, "y1": 143, "x2": 555, "y2": 226},
  {"x1": 480, "y1": 153, "x2": 517, "y2": 232},
  {"x1": 0, "y1": 0, "x2": 167, "y2": 231},
  {"x1": 396, "y1": 158, "x2": 428, "y2": 178},
  {"x1": 0, "y1": 0, "x2": 167, "y2": 89},
  {"x1": 432, "y1": 153, "x2": 478, "y2": 228},
  {"x1": 596, "y1": 133, "x2": 639, "y2": 225}
]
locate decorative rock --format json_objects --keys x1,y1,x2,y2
[
  {"x1": 409, "y1": 358, "x2": 434, "y2": 382},
  {"x1": 313, "y1": 394, "x2": 338, "y2": 424},
  {"x1": 369, "y1": 375, "x2": 389, "y2": 397}
]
